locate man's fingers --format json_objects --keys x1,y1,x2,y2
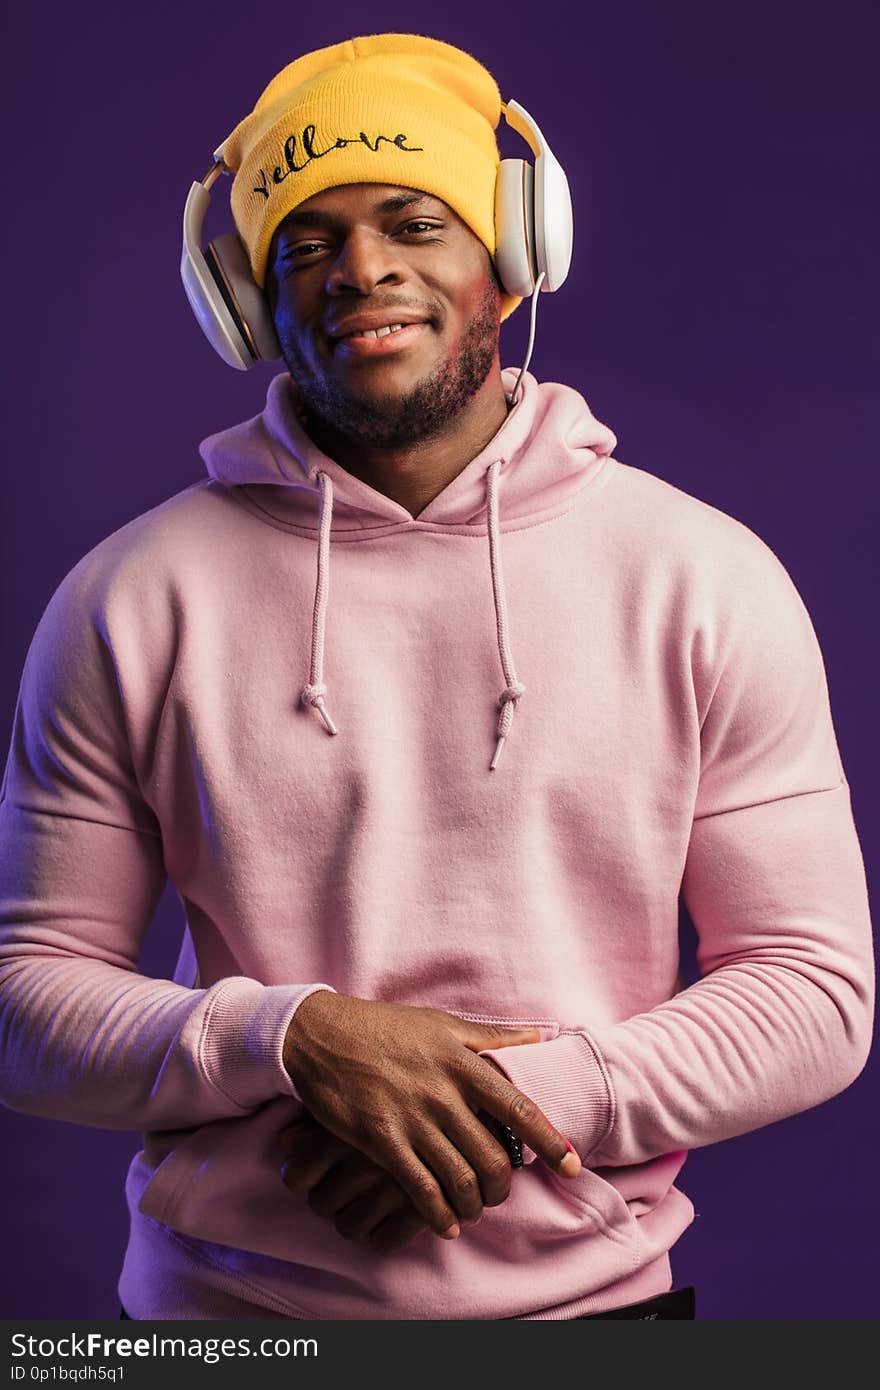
[
  {"x1": 440, "y1": 1108, "x2": 514, "y2": 1209},
  {"x1": 293, "y1": 1152, "x2": 432, "y2": 1252},
  {"x1": 467, "y1": 1058, "x2": 581, "y2": 1179},
  {"x1": 368, "y1": 1132, "x2": 462, "y2": 1239},
  {"x1": 331, "y1": 1180, "x2": 410, "y2": 1242},
  {"x1": 280, "y1": 1128, "x2": 351, "y2": 1192},
  {"x1": 407, "y1": 1128, "x2": 489, "y2": 1227},
  {"x1": 276, "y1": 1118, "x2": 323, "y2": 1159},
  {"x1": 306, "y1": 1152, "x2": 388, "y2": 1219}
]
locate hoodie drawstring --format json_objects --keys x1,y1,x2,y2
[
  {"x1": 300, "y1": 471, "x2": 339, "y2": 736},
  {"x1": 301, "y1": 465, "x2": 525, "y2": 770},
  {"x1": 485, "y1": 458, "x2": 526, "y2": 770}
]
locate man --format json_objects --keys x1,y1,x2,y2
[{"x1": 0, "y1": 33, "x2": 873, "y2": 1323}]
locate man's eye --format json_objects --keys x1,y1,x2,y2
[
  {"x1": 401, "y1": 220, "x2": 438, "y2": 234},
  {"x1": 281, "y1": 242, "x2": 324, "y2": 261}
]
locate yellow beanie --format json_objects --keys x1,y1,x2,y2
[{"x1": 220, "y1": 32, "x2": 523, "y2": 322}]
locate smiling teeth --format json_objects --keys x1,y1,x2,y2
[{"x1": 348, "y1": 323, "x2": 408, "y2": 339}]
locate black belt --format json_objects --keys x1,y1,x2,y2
[
  {"x1": 574, "y1": 1285, "x2": 696, "y2": 1319},
  {"x1": 120, "y1": 1285, "x2": 696, "y2": 1321}
]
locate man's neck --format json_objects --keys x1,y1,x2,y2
[{"x1": 301, "y1": 373, "x2": 511, "y2": 519}]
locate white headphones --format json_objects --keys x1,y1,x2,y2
[{"x1": 181, "y1": 97, "x2": 573, "y2": 372}]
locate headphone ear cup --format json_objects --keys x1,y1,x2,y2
[
  {"x1": 533, "y1": 152, "x2": 573, "y2": 292},
  {"x1": 494, "y1": 157, "x2": 536, "y2": 299},
  {"x1": 181, "y1": 239, "x2": 249, "y2": 370},
  {"x1": 205, "y1": 233, "x2": 282, "y2": 367},
  {"x1": 180, "y1": 171, "x2": 282, "y2": 371}
]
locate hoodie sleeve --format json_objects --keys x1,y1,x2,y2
[
  {"x1": 479, "y1": 528, "x2": 875, "y2": 1168},
  {"x1": 0, "y1": 558, "x2": 334, "y2": 1132}
]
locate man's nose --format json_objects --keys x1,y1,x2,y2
[{"x1": 324, "y1": 228, "x2": 405, "y2": 295}]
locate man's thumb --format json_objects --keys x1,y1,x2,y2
[{"x1": 456, "y1": 1021, "x2": 541, "y2": 1052}]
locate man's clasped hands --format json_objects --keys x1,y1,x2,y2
[{"x1": 276, "y1": 990, "x2": 582, "y2": 1254}]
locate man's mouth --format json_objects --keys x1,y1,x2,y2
[
  {"x1": 339, "y1": 323, "x2": 410, "y2": 341},
  {"x1": 331, "y1": 321, "x2": 431, "y2": 358},
  {"x1": 328, "y1": 311, "x2": 434, "y2": 341}
]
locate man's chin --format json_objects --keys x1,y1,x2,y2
[
  {"x1": 309, "y1": 391, "x2": 458, "y2": 450},
  {"x1": 305, "y1": 373, "x2": 438, "y2": 423}
]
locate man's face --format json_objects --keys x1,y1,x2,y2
[{"x1": 264, "y1": 183, "x2": 505, "y2": 448}]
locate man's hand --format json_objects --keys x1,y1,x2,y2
[
  {"x1": 278, "y1": 1112, "x2": 431, "y2": 1253},
  {"x1": 281, "y1": 991, "x2": 581, "y2": 1241},
  {"x1": 278, "y1": 1057, "x2": 514, "y2": 1254}
]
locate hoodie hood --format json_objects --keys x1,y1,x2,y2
[
  {"x1": 200, "y1": 366, "x2": 617, "y2": 531},
  {"x1": 199, "y1": 365, "x2": 618, "y2": 769}
]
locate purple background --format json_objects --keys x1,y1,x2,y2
[{"x1": 2, "y1": 0, "x2": 877, "y2": 1320}]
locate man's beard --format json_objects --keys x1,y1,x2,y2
[{"x1": 278, "y1": 275, "x2": 502, "y2": 449}]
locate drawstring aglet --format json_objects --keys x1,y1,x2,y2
[
  {"x1": 490, "y1": 735, "x2": 506, "y2": 771},
  {"x1": 317, "y1": 704, "x2": 338, "y2": 736}
]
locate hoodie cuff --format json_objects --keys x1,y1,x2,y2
[
  {"x1": 201, "y1": 979, "x2": 337, "y2": 1110},
  {"x1": 478, "y1": 1031, "x2": 614, "y2": 1166}
]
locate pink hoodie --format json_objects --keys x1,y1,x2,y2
[{"x1": 0, "y1": 366, "x2": 873, "y2": 1320}]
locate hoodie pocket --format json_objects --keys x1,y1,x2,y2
[
  {"x1": 134, "y1": 1089, "x2": 646, "y2": 1315},
  {"x1": 538, "y1": 1159, "x2": 639, "y2": 1246},
  {"x1": 137, "y1": 1095, "x2": 308, "y2": 1245}
]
